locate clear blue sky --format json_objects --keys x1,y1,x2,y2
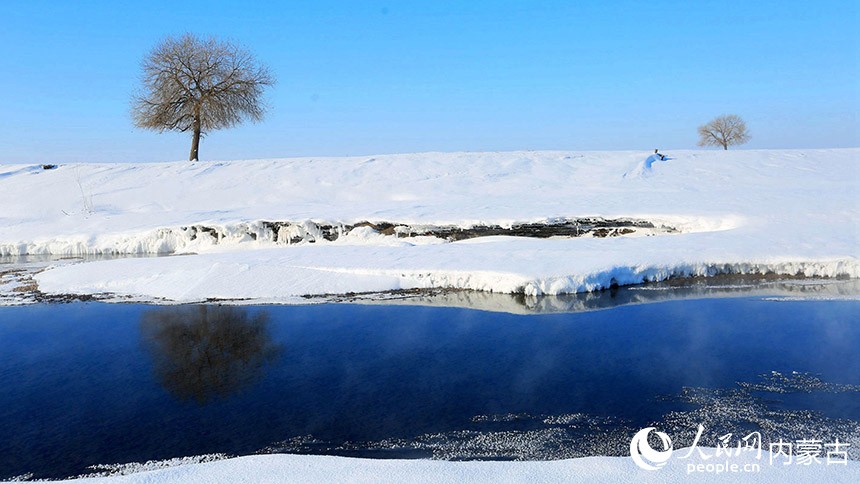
[{"x1": 0, "y1": 0, "x2": 857, "y2": 162}]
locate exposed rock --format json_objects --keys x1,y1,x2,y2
[{"x1": 257, "y1": 217, "x2": 674, "y2": 244}]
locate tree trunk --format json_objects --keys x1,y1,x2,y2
[
  {"x1": 189, "y1": 130, "x2": 201, "y2": 161},
  {"x1": 189, "y1": 120, "x2": 201, "y2": 161}
]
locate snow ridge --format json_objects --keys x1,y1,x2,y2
[
  {"x1": 0, "y1": 218, "x2": 676, "y2": 257},
  {"x1": 623, "y1": 154, "x2": 664, "y2": 178},
  {"x1": 520, "y1": 260, "x2": 858, "y2": 296},
  {"x1": 1, "y1": 149, "x2": 857, "y2": 303}
]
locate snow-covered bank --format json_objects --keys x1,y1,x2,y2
[
  {"x1": 0, "y1": 217, "x2": 674, "y2": 257},
  {"x1": 0, "y1": 149, "x2": 856, "y2": 302},
  {"x1": 350, "y1": 278, "x2": 860, "y2": 314},
  {"x1": 34, "y1": 235, "x2": 857, "y2": 302},
  {"x1": 20, "y1": 450, "x2": 860, "y2": 484}
]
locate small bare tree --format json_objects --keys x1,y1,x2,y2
[
  {"x1": 132, "y1": 34, "x2": 274, "y2": 161},
  {"x1": 697, "y1": 114, "x2": 750, "y2": 150}
]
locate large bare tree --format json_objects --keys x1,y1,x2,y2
[
  {"x1": 697, "y1": 114, "x2": 750, "y2": 150},
  {"x1": 132, "y1": 34, "x2": 274, "y2": 161}
]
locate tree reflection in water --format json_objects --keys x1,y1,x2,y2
[{"x1": 140, "y1": 305, "x2": 281, "y2": 404}]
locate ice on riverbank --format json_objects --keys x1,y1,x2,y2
[
  {"x1": 0, "y1": 149, "x2": 855, "y2": 302},
  {"x1": 15, "y1": 448, "x2": 859, "y2": 484}
]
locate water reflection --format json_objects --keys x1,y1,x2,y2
[
  {"x1": 344, "y1": 276, "x2": 860, "y2": 314},
  {"x1": 140, "y1": 306, "x2": 281, "y2": 404},
  {"x1": 1, "y1": 297, "x2": 858, "y2": 479}
]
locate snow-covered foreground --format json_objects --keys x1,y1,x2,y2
[
  {"x1": 28, "y1": 450, "x2": 860, "y2": 484},
  {"x1": 0, "y1": 149, "x2": 856, "y2": 302}
]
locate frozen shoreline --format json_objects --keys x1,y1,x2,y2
[
  {"x1": 14, "y1": 449, "x2": 860, "y2": 484},
  {"x1": 31, "y1": 238, "x2": 857, "y2": 303},
  {"x1": 0, "y1": 149, "x2": 855, "y2": 303}
]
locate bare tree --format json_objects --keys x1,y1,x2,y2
[
  {"x1": 132, "y1": 34, "x2": 274, "y2": 161},
  {"x1": 697, "y1": 114, "x2": 750, "y2": 150}
]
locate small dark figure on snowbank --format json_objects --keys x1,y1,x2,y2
[{"x1": 654, "y1": 149, "x2": 666, "y2": 161}]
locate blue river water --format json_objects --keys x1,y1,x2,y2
[{"x1": 0, "y1": 298, "x2": 858, "y2": 479}]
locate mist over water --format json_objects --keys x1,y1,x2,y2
[{"x1": 0, "y1": 297, "x2": 858, "y2": 479}]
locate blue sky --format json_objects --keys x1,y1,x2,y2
[{"x1": 0, "y1": 0, "x2": 857, "y2": 162}]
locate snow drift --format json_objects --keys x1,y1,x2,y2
[
  {"x1": 0, "y1": 148, "x2": 854, "y2": 302},
  {"x1": 24, "y1": 449, "x2": 860, "y2": 484}
]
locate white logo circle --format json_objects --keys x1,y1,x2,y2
[{"x1": 630, "y1": 427, "x2": 673, "y2": 471}]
